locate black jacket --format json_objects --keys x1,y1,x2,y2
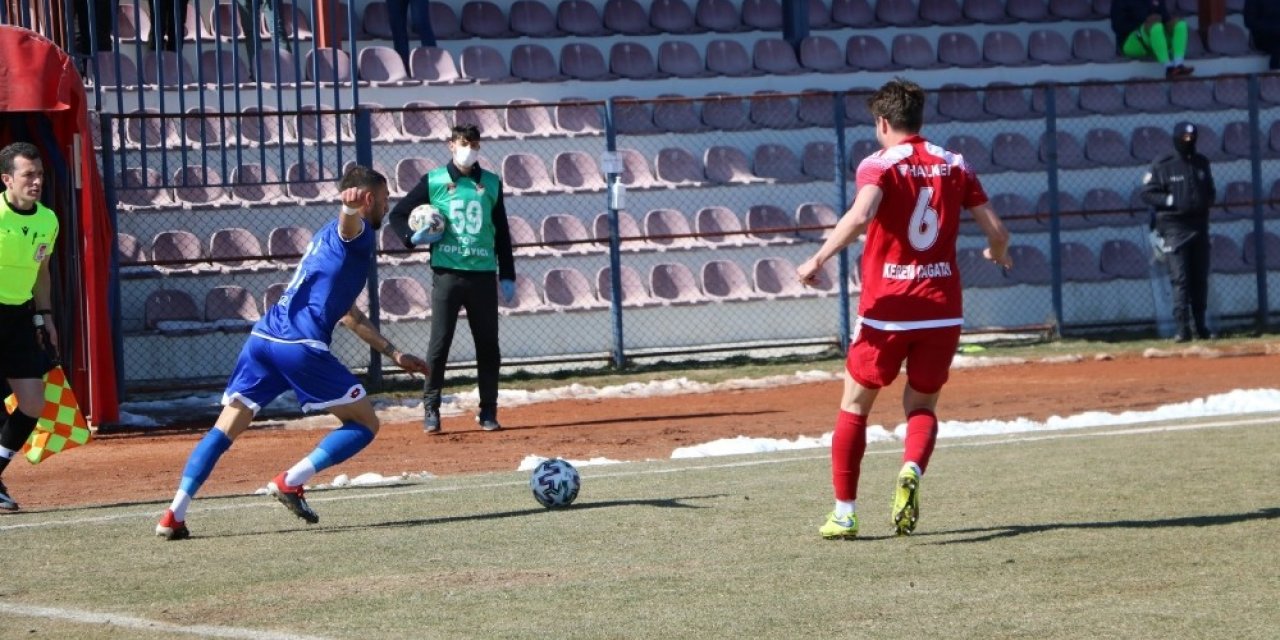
[
  {"x1": 1141, "y1": 151, "x2": 1215, "y2": 246},
  {"x1": 1111, "y1": 0, "x2": 1171, "y2": 47},
  {"x1": 387, "y1": 160, "x2": 516, "y2": 281},
  {"x1": 1244, "y1": 0, "x2": 1280, "y2": 34}
]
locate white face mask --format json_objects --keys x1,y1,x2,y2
[{"x1": 453, "y1": 145, "x2": 478, "y2": 169}]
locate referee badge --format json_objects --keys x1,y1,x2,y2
[{"x1": 33, "y1": 242, "x2": 50, "y2": 262}]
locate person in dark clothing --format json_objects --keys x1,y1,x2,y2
[
  {"x1": 388, "y1": 124, "x2": 515, "y2": 433},
  {"x1": 74, "y1": 1, "x2": 113, "y2": 55},
  {"x1": 387, "y1": 0, "x2": 437, "y2": 68},
  {"x1": 1141, "y1": 122, "x2": 1216, "y2": 342},
  {"x1": 149, "y1": 0, "x2": 190, "y2": 51},
  {"x1": 1111, "y1": 0, "x2": 1193, "y2": 78},
  {"x1": 1244, "y1": 0, "x2": 1280, "y2": 70}
]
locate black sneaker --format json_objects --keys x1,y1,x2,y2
[
  {"x1": 476, "y1": 413, "x2": 503, "y2": 432},
  {"x1": 424, "y1": 407, "x2": 442, "y2": 434},
  {"x1": 268, "y1": 473, "x2": 320, "y2": 524},
  {"x1": 0, "y1": 479, "x2": 17, "y2": 511}
]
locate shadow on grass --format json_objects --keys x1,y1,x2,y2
[
  {"x1": 923, "y1": 507, "x2": 1280, "y2": 544},
  {"x1": 206, "y1": 493, "x2": 729, "y2": 539}
]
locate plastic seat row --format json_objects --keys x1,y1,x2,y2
[
  {"x1": 92, "y1": 47, "x2": 356, "y2": 89},
  {"x1": 116, "y1": 161, "x2": 351, "y2": 210},
  {"x1": 141, "y1": 281, "x2": 372, "y2": 334},
  {"x1": 119, "y1": 226, "x2": 320, "y2": 276},
  {"x1": 104, "y1": 2, "x2": 313, "y2": 45}
]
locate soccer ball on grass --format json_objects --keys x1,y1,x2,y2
[{"x1": 529, "y1": 458, "x2": 580, "y2": 509}]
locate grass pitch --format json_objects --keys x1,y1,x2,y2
[{"x1": 1, "y1": 414, "x2": 1277, "y2": 640}]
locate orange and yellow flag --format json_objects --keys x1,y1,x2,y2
[{"x1": 3, "y1": 366, "x2": 91, "y2": 464}]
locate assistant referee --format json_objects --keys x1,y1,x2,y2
[{"x1": 0, "y1": 142, "x2": 60, "y2": 511}]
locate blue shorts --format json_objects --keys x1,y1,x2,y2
[{"x1": 223, "y1": 335, "x2": 366, "y2": 414}]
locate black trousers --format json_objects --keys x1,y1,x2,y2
[
  {"x1": 1166, "y1": 231, "x2": 1211, "y2": 337},
  {"x1": 1252, "y1": 27, "x2": 1280, "y2": 69},
  {"x1": 424, "y1": 270, "x2": 500, "y2": 414}
]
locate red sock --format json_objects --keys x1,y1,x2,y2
[
  {"x1": 904, "y1": 409, "x2": 938, "y2": 473},
  {"x1": 831, "y1": 411, "x2": 867, "y2": 501}
]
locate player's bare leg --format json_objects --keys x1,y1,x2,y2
[
  {"x1": 157, "y1": 400, "x2": 256, "y2": 540},
  {"x1": 269, "y1": 398, "x2": 383, "y2": 524}
]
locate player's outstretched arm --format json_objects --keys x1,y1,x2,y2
[
  {"x1": 338, "y1": 187, "x2": 372, "y2": 241},
  {"x1": 968, "y1": 202, "x2": 1012, "y2": 269},
  {"x1": 796, "y1": 184, "x2": 882, "y2": 286},
  {"x1": 339, "y1": 307, "x2": 431, "y2": 376}
]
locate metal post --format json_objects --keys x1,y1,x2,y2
[
  {"x1": 353, "y1": 108, "x2": 384, "y2": 388},
  {"x1": 1246, "y1": 74, "x2": 1268, "y2": 331},
  {"x1": 604, "y1": 97, "x2": 626, "y2": 369},
  {"x1": 833, "y1": 91, "x2": 851, "y2": 353},
  {"x1": 101, "y1": 112, "x2": 125, "y2": 400},
  {"x1": 1043, "y1": 84, "x2": 1065, "y2": 333}
]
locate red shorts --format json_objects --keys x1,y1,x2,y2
[{"x1": 845, "y1": 323, "x2": 962, "y2": 394}]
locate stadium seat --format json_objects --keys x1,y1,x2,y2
[
  {"x1": 124, "y1": 108, "x2": 181, "y2": 150},
  {"x1": 461, "y1": 0, "x2": 514, "y2": 38},
  {"x1": 205, "y1": 285, "x2": 261, "y2": 330},
  {"x1": 1219, "y1": 180, "x2": 1256, "y2": 219},
  {"x1": 1169, "y1": 78, "x2": 1215, "y2": 111},
  {"x1": 266, "y1": 225, "x2": 313, "y2": 264},
  {"x1": 944, "y1": 134, "x2": 993, "y2": 173},
  {"x1": 795, "y1": 90, "x2": 835, "y2": 127},
  {"x1": 1050, "y1": 0, "x2": 1098, "y2": 19},
  {"x1": 983, "y1": 82, "x2": 1033, "y2": 119},
  {"x1": 305, "y1": 47, "x2": 354, "y2": 86},
  {"x1": 706, "y1": 38, "x2": 759, "y2": 76},
  {"x1": 506, "y1": 215, "x2": 547, "y2": 256},
  {"x1": 358, "y1": 45, "x2": 417, "y2": 86},
  {"x1": 1031, "y1": 82, "x2": 1083, "y2": 116},
  {"x1": 554, "y1": 96, "x2": 605, "y2": 136},
  {"x1": 593, "y1": 210, "x2": 650, "y2": 251},
  {"x1": 560, "y1": 43, "x2": 614, "y2": 81},
  {"x1": 796, "y1": 202, "x2": 838, "y2": 240},
  {"x1": 808, "y1": 0, "x2": 834, "y2": 27},
  {"x1": 694, "y1": 206, "x2": 746, "y2": 246},
  {"x1": 172, "y1": 166, "x2": 231, "y2": 207},
  {"x1": 498, "y1": 274, "x2": 545, "y2": 314},
  {"x1": 263, "y1": 282, "x2": 288, "y2": 310},
  {"x1": 653, "y1": 94, "x2": 707, "y2": 133},
  {"x1": 1060, "y1": 242, "x2": 1111, "y2": 282},
  {"x1": 208, "y1": 2, "x2": 249, "y2": 40},
  {"x1": 695, "y1": 0, "x2": 745, "y2": 31},
  {"x1": 501, "y1": 153, "x2": 557, "y2": 195},
  {"x1": 92, "y1": 51, "x2": 140, "y2": 90},
  {"x1": 553, "y1": 151, "x2": 606, "y2": 192},
  {"x1": 1213, "y1": 76, "x2": 1250, "y2": 109},
  {"x1": 658, "y1": 40, "x2": 713, "y2": 78},
  {"x1": 1130, "y1": 125, "x2": 1171, "y2": 164},
  {"x1": 845, "y1": 34, "x2": 894, "y2": 71},
  {"x1": 644, "y1": 208, "x2": 706, "y2": 249},
  {"x1": 358, "y1": 102, "x2": 404, "y2": 143},
  {"x1": 1082, "y1": 188, "x2": 1135, "y2": 227},
  {"x1": 145, "y1": 289, "x2": 205, "y2": 333},
  {"x1": 1099, "y1": 239, "x2": 1149, "y2": 279},
  {"x1": 544, "y1": 268, "x2": 607, "y2": 310},
  {"x1": 1243, "y1": 231, "x2": 1280, "y2": 270},
  {"x1": 506, "y1": 99, "x2": 558, "y2": 137},
  {"x1": 614, "y1": 96, "x2": 660, "y2": 134},
  {"x1": 650, "y1": 263, "x2": 704, "y2": 304},
  {"x1": 1188, "y1": 122, "x2": 1226, "y2": 161},
  {"x1": 274, "y1": 3, "x2": 314, "y2": 41},
  {"x1": 117, "y1": 167, "x2": 173, "y2": 210},
  {"x1": 985, "y1": 193, "x2": 1042, "y2": 233},
  {"x1": 540, "y1": 214, "x2": 594, "y2": 254},
  {"x1": 701, "y1": 92, "x2": 752, "y2": 130},
  {"x1": 1079, "y1": 81, "x2": 1125, "y2": 114},
  {"x1": 1039, "y1": 131, "x2": 1088, "y2": 169},
  {"x1": 982, "y1": 30, "x2": 1028, "y2": 66},
  {"x1": 877, "y1": 0, "x2": 922, "y2": 26},
  {"x1": 379, "y1": 277, "x2": 431, "y2": 321},
  {"x1": 427, "y1": 1, "x2": 463, "y2": 38},
  {"x1": 229, "y1": 163, "x2": 287, "y2": 206},
  {"x1": 741, "y1": 0, "x2": 783, "y2": 29},
  {"x1": 938, "y1": 32, "x2": 984, "y2": 68},
  {"x1": 1123, "y1": 82, "x2": 1172, "y2": 112},
  {"x1": 610, "y1": 41, "x2": 665, "y2": 79},
  {"x1": 113, "y1": 3, "x2": 151, "y2": 42},
  {"x1": 604, "y1": 0, "x2": 658, "y2": 34},
  {"x1": 749, "y1": 90, "x2": 800, "y2": 129},
  {"x1": 1221, "y1": 121, "x2": 1253, "y2": 160},
  {"x1": 746, "y1": 204, "x2": 797, "y2": 243},
  {"x1": 937, "y1": 84, "x2": 986, "y2": 121},
  {"x1": 801, "y1": 141, "x2": 835, "y2": 181},
  {"x1": 832, "y1": 0, "x2": 876, "y2": 27},
  {"x1": 117, "y1": 232, "x2": 147, "y2": 265},
  {"x1": 848, "y1": 139, "x2": 880, "y2": 168},
  {"x1": 296, "y1": 104, "x2": 345, "y2": 144},
  {"x1": 651, "y1": 0, "x2": 701, "y2": 33},
  {"x1": 1007, "y1": 245, "x2": 1051, "y2": 285},
  {"x1": 1027, "y1": 29, "x2": 1072, "y2": 65},
  {"x1": 1209, "y1": 234, "x2": 1251, "y2": 274},
  {"x1": 1006, "y1": 0, "x2": 1050, "y2": 21},
  {"x1": 753, "y1": 257, "x2": 804, "y2": 298},
  {"x1": 510, "y1": 0, "x2": 562, "y2": 36},
  {"x1": 402, "y1": 101, "x2": 452, "y2": 141},
  {"x1": 753, "y1": 37, "x2": 803, "y2": 74},
  {"x1": 597, "y1": 265, "x2": 659, "y2": 306},
  {"x1": 1036, "y1": 190, "x2": 1087, "y2": 230},
  {"x1": 956, "y1": 247, "x2": 1010, "y2": 288},
  {"x1": 704, "y1": 145, "x2": 766, "y2": 185},
  {"x1": 558, "y1": 0, "x2": 609, "y2": 36},
  {"x1": 286, "y1": 161, "x2": 340, "y2": 203},
  {"x1": 799, "y1": 35, "x2": 850, "y2": 73},
  {"x1": 701, "y1": 260, "x2": 757, "y2": 301},
  {"x1": 151, "y1": 230, "x2": 207, "y2": 274},
  {"x1": 454, "y1": 99, "x2": 509, "y2": 138},
  {"x1": 1206, "y1": 22, "x2": 1250, "y2": 56},
  {"x1": 754, "y1": 143, "x2": 809, "y2": 183},
  {"x1": 891, "y1": 33, "x2": 940, "y2": 68},
  {"x1": 655, "y1": 147, "x2": 707, "y2": 186},
  {"x1": 198, "y1": 50, "x2": 253, "y2": 88},
  {"x1": 409, "y1": 47, "x2": 464, "y2": 84},
  {"x1": 208, "y1": 227, "x2": 267, "y2": 273},
  {"x1": 254, "y1": 47, "x2": 305, "y2": 87},
  {"x1": 921, "y1": 0, "x2": 964, "y2": 25},
  {"x1": 1083, "y1": 127, "x2": 1135, "y2": 166},
  {"x1": 459, "y1": 45, "x2": 515, "y2": 83},
  {"x1": 1071, "y1": 27, "x2": 1117, "y2": 63},
  {"x1": 961, "y1": 0, "x2": 1008, "y2": 23},
  {"x1": 142, "y1": 50, "x2": 197, "y2": 87},
  {"x1": 991, "y1": 132, "x2": 1041, "y2": 172}
]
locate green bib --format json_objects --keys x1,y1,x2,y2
[
  {"x1": 0, "y1": 196, "x2": 58, "y2": 305},
  {"x1": 426, "y1": 166, "x2": 502, "y2": 272}
]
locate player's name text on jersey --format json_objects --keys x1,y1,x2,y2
[
  {"x1": 896, "y1": 163, "x2": 953, "y2": 177},
  {"x1": 437, "y1": 245, "x2": 492, "y2": 258},
  {"x1": 882, "y1": 262, "x2": 953, "y2": 280}
]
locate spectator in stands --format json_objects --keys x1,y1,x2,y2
[
  {"x1": 1244, "y1": 0, "x2": 1280, "y2": 70},
  {"x1": 153, "y1": 165, "x2": 430, "y2": 540},
  {"x1": 73, "y1": 1, "x2": 113, "y2": 56},
  {"x1": 388, "y1": 0, "x2": 436, "y2": 67},
  {"x1": 388, "y1": 124, "x2": 515, "y2": 434},
  {"x1": 796, "y1": 78, "x2": 1012, "y2": 540},
  {"x1": 238, "y1": 0, "x2": 291, "y2": 70},
  {"x1": 149, "y1": 0, "x2": 190, "y2": 51},
  {"x1": 1110, "y1": 0, "x2": 1193, "y2": 78},
  {"x1": 1142, "y1": 122, "x2": 1216, "y2": 342},
  {"x1": 0, "y1": 142, "x2": 61, "y2": 512}
]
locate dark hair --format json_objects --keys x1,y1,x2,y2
[
  {"x1": 0, "y1": 142, "x2": 41, "y2": 176},
  {"x1": 338, "y1": 164, "x2": 388, "y2": 191},
  {"x1": 867, "y1": 78, "x2": 926, "y2": 134},
  {"x1": 450, "y1": 124, "x2": 481, "y2": 142}
]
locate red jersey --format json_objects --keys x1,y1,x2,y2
[{"x1": 854, "y1": 135, "x2": 988, "y2": 329}]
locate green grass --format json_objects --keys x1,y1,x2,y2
[{"x1": 2, "y1": 414, "x2": 1277, "y2": 639}]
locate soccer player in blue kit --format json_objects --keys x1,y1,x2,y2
[{"x1": 156, "y1": 165, "x2": 430, "y2": 540}]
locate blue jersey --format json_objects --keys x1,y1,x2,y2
[{"x1": 254, "y1": 219, "x2": 374, "y2": 348}]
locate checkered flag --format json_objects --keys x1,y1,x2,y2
[{"x1": 3, "y1": 365, "x2": 91, "y2": 464}]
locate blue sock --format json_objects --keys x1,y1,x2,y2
[
  {"x1": 178, "y1": 429, "x2": 233, "y2": 497},
  {"x1": 306, "y1": 422, "x2": 375, "y2": 472}
]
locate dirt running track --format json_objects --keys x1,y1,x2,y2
[{"x1": 7, "y1": 344, "x2": 1280, "y2": 512}]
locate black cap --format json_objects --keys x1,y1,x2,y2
[{"x1": 1173, "y1": 121, "x2": 1197, "y2": 141}]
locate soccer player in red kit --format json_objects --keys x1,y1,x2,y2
[{"x1": 796, "y1": 78, "x2": 1012, "y2": 539}]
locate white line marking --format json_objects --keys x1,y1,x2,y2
[
  {"x1": 0, "y1": 414, "x2": 1273, "y2": 535},
  {"x1": 0, "y1": 602, "x2": 331, "y2": 640}
]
